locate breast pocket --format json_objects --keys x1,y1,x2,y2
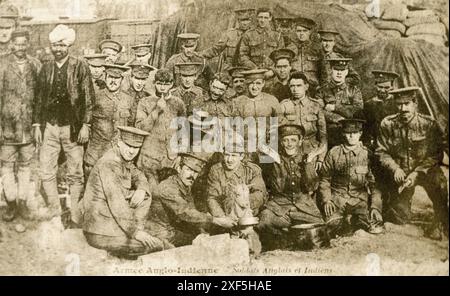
[
  {"x1": 354, "y1": 166, "x2": 368, "y2": 185},
  {"x1": 119, "y1": 109, "x2": 131, "y2": 125},
  {"x1": 249, "y1": 40, "x2": 263, "y2": 57},
  {"x1": 410, "y1": 136, "x2": 428, "y2": 159},
  {"x1": 304, "y1": 114, "x2": 318, "y2": 135}
]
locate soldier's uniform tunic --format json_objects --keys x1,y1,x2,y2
[
  {"x1": 165, "y1": 52, "x2": 213, "y2": 90},
  {"x1": 170, "y1": 85, "x2": 206, "y2": 116},
  {"x1": 287, "y1": 39, "x2": 320, "y2": 87}
]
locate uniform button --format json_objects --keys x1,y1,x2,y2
[{"x1": 291, "y1": 182, "x2": 295, "y2": 186}]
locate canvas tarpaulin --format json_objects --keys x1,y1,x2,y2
[{"x1": 151, "y1": 0, "x2": 448, "y2": 132}]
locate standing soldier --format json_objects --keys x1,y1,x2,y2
[
  {"x1": 239, "y1": 7, "x2": 284, "y2": 69},
  {"x1": 258, "y1": 123, "x2": 325, "y2": 250},
  {"x1": 83, "y1": 53, "x2": 108, "y2": 93},
  {"x1": 124, "y1": 62, "x2": 155, "y2": 124},
  {"x1": 135, "y1": 69, "x2": 185, "y2": 187},
  {"x1": 201, "y1": 8, "x2": 255, "y2": 71},
  {"x1": 33, "y1": 25, "x2": 94, "y2": 227},
  {"x1": 318, "y1": 118, "x2": 384, "y2": 237},
  {"x1": 226, "y1": 66, "x2": 249, "y2": 99},
  {"x1": 165, "y1": 33, "x2": 213, "y2": 90},
  {"x1": 375, "y1": 87, "x2": 448, "y2": 240},
  {"x1": 0, "y1": 29, "x2": 41, "y2": 221},
  {"x1": 123, "y1": 44, "x2": 157, "y2": 92},
  {"x1": 274, "y1": 16, "x2": 295, "y2": 47},
  {"x1": 287, "y1": 17, "x2": 321, "y2": 89},
  {"x1": 99, "y1": 39, "x2": 123, "y2": 64},
  {"x1": 264, "y1": 48, "x2": 295, "y2": 102},
  {"x1": 363, "y1": 70, "x2": 399, "y2": 150},
  {"x1": 280, "y1": 71, "x2": 327, "y2": 172},
  {"x1": 84, "y1": 64, "x2": 133, "y2": 179},
  {"x1": 0, "y1": 3, "x2": 19, "y2": 55},
  {"x1": 170, "y1": 62, "x2": 207, "y2": 115},
  {"x1": 316, "y1": 57, "x2": 363, "y2": 148}
]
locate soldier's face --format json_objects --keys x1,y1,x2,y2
[
  {"x1": 118, "y1": 141, "x2": 140, "y2": 161},
  {"x1": 343, "y1": 131, "x2": 362, "y2": 146},
  {"x1": 135, "y1": 52, "x2": 151, "y2": 63},
  {"x1": 295, "y1": 26, "x2": 310, "y2": 42},
  {"x1": 257, "y1": 12, "x2": 272, "y2": 28},
  {"x1": 210, "y1": 79, "x2": 227, "y2": 100},
  {"x1": 247, "y1": 78, "x2": 264, "y2": 97},
  {"x1": 281, "y1": 135, "x2": 301, "y2": 156},
  {"x1": 131, "y1": 75, "x2": 147, "y2": 92},
  {"x1": 233, "y1": 77, "x2": 246, "y2": 94},
  {"x1": 239, "y1": 18, "x2": 252, "y2": 31},
  {"x1": 182, "y1": 44, "x2": 197, "y2": 57},
  {"x1": 155, "y1": 81, "x2": 173, "y2": 94},
  {"x1": 376, "y1": 81, "x2": 393, "y2": 99},
  {"x1": 102, "y1": 48, "x2": 119, "y2": 63},
  {"x1": 11, "y1": 36, "x2": 29, "y2": 59},
  {"x1": 0, "y1": 25, "x2": 14, "y2": 43},
  {"x1": 396, "y1": 100, "x2": 417, "y2": 121},
  {"x1": 321, "y1": 39, "x2": 335, "y2": 53},
  {"x1": 331, "y1": 68, "x2": 348, "y2": 83},
  {"x1": 89, "y1": 65, "x2": 104, "y2": 80},
  {"x1": 289, "y1": 78, "x2": 308, "y2": 99},
  {"x1": 275, "y1": 59, "x2": 291, "y2": 81},
  {"x1": 105, "y1": 74, "x2": 123, "y2": 92},
  {"x1": 50, "y1": 42, "x2": 69, "y2": 61},
  {"x1": 180, "y1": 74, "x2": 196, "y2": 88},
  {"x1": 179, "y1": 165, "x2": 198, "y2": 187},
  {"x1": 223, "y1": 152, "x2": 243, "y2": 171}
]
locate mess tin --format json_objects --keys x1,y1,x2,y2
[{"x1": 289, "y1": 223, "x2": 330, "y2": 250}]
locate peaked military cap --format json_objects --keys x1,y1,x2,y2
[
  {"x1": 294, "y1": 17, "x2": 316, "y2": 30},
  {"x1": 339, "y1": 118, "x2": 365, "y2": 133},
  {"x1": 241, "y1": 68, "x2": 268, "y2": 81},
  {"x1": 318, "y1": 30, "x2": 339, "y2": 41},
  {"x1": 175, "y1": 62, "x2": 202, "y2": 76},
  {"x1": 131, "y1": 43, "x2": 152, "y2": 56},
  {"x1": 389, "y1": 86, "x2": 420, "y2": 103},
  {"x1": 372, "y1": 70, "x2": 400, "y2": 83},
  {"x1": 327, "y1": 57, "x2": 352, "y2": 70},
  {"x1": 10, "y1": 29, "x2": 29, "y2": 39},
  {"x1": 234, "y1": 8, "x2": 255, "y2": 20},
  {"x1": 269, "y1": 48, "x2": 295, "y2": 63},
  {"x1": 179, "y1": 153, "x2": 207, "y2": 172},
  {"x1": 178, "y1": 33, "x2": 200, "y2": 47},
  {"x1": 279, "y1": 123, "x2": 305, "y2": 138},
  {"x1": 228, "y1": 66, "x2": 250, "y2": 78},
  {"x1": 0, "y1": 17, "x2": 15, "y2": 27},
  {"x1": 117, "y1": 126, "x2": 150, "y2": 147},
  {"x1": 99, "y1": 39, "x2": 123, "y2": 53},
  {"x1": 130, "y1": 62, "x2": 156, "y2": 79},
  {"x1": 0, "y1": 3, "x2": 19, "y2": 18},
  {"x1": 103, "y1": 63, "x2": 130, "y2": 78},
  {"x1": 83, "y1": 53, "x2": 108, "y2": 67}
]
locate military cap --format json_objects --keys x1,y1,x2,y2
[
  {"x1": 275, "y1": 16, "x2": 295, "y2": 28},
  {"x1": 177, "y1": 33, "x2": 200, "y2": 47},
  {"x1": 279, "y1": 123, "x2": 305, "y2": 138},
  {"x1": 117, "y1": 126, "x2": 150, "y2": 148},
  {"x1": 175, "y1": 62, "x2": 202, "y2": 76},
  {"x1": 294, "y1": 17, "x2": 316, "y2": 30},
  {"x1": 318, "y1": 30, "x2": 339, "y2": 41},
  {"x1": 372, "y1": 70, "x2": 400, "y2": 84},
  {"x1": 269, "y1": 48, "x2": 295, "y2": 63},
  {"x1": 0, "y1": 17, "x2": 15, "y2": 27},
  {"x1": 83, "y1": 53, "x2": 108, "y2": 67},
  {"x1": 10, "y1": 29, "x2": 29, "y2": 39},
  {"x1": 327, "y1": 57, "x2": 352, "y2": 70},
  {"x1": 131, "y1": 43, "x2": 152, "y2": 56},
  {"x1": 234, "y1": 8, "x2": 255, "y2": 20},
  {"x1": 389, "y1": 86, "x2": 420, "y2": 103},
  {"x1": 0, "y1": 3, "x2": 19, "y2": 18},
  {"x1": 179, "y1": 153, "x2": 207, "y2": 172},
  {"x1": 241, "y1": 68, "x2": 268, "y2": 81},
  {"x1": 103, "y1": 63, "x2": 130, "y2": 78},
  {"x1": 130, "y1": 62, "x2": 156, "y2": 79},
  {"x1": 99, "y1": 39, "x2": 123, "y2": 53},
  {"x1": 339, "y1": 118, "x2": 365, "y2": 133},
  {"x1": 228, "y1": 66, "x2": 250, "y2": 78}
]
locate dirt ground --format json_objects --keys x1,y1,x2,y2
[{"x1": 0, "y1": 167, "x2": 448, "y2": 276}]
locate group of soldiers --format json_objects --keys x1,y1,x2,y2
[{"x1": 0, "y1": 5, "x2": 448, "y2": 259}]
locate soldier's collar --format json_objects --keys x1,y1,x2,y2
[
  {"x1": 330, "y1": 79, "x2": 347, "y2": 90},
  {"x1": 342, "y1": 142, "x2": 363, "y2": 155}
]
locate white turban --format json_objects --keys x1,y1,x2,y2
[{"x1": 49, "y1": 24, "x2": 76, "y2": 46}]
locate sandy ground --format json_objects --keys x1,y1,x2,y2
[{"x1": 0, "y1": 167, "x2": 448, "y2": 276}]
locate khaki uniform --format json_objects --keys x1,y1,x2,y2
[
  {"x1": 280, "y1": 96, "x2": 327, "y2": 162},
  {"x1": 84, "y1": 88, "x2": 134, "y2": 168},
  {"x1": 263, "y1": 76, "x2": 291, "y2": 102},
  {"x1": 318, "y1": 143, "x2": 382, "y2": 232},
  {"x1": 239, "y1": 27, "x2": 284, "y2": 69},
  {"x1": 316, "y1": 81, "x2": 363, "y2": 148},
  {"x1": 191, "y1": 93, "x2": 233, "y2": 118},
  {"x1": 123, "y1": 85, "x2": 151, "y2": 126},
  {"x1": 170, "y1": 85, "x2": 206, "y2": 115},
  {"x1": 165, "y1": 52, "x2": 213, "y2": 90},
  {"x1": 287, "y1": 39, "x2": 320, "y2": 86},
  {"x1": 318, "y1": 51, "x2": 360, "y2": 86},
  {"x1": 375, "y1": 113, "x2": 448, "y2": 227}
]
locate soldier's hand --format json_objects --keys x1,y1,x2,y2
[
  {"x1": 324, "y1": 201, "x2": 336, "y2": 217},
  {"x1": 213, "y1": 216, "x2": 237, "y2": 229},
  {"x1": 325, "y1": 104, "x2": 336, "y2": 112},
  {"x1": 130, "y1": 189, "x2": 148, "y2": 208},
  {"x1": 405, "y1": 172, "x2": 419, "y2": 187},
  {"x1": 394, "y1": 168, "x2": 406, "y2": 184},
  {"x1": 34, "y1": 126, "x2": 42, "y2": 145},
  {"x1": 77, "y1": 124, "x2": 90, "y2": 144},
  {"x1": 134, "y1": 230, "x2": 161, "y2": 249},
  {"x1": 370, "y1": 208, "x2": 383, "y2": 222}
]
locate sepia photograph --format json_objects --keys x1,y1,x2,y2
[{"x1": 0, "y1": 0, "x2": 448, "y2": 277}]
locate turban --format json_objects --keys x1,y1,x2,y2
[{"x1": 49, "y1": 24, "x2": 76, "y2": 46}]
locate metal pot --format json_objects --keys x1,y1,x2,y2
[{"x1": 289, "y1": 223, "x2": 330, "y2": 250}]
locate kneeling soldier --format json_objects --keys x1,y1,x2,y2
[
  {"x1": 80, "y1": 126, "x2": 172, "y2": 259},
  {"x1": 318, "y1": 118, "x2": 383, "y2": 237}
]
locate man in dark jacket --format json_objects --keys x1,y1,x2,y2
[{"x1": 33, "y1": 24, "x2": 95, "y2": 227}]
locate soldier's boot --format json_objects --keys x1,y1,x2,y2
[
  {"x1": 68, "y1": 183, "x2": 84, "y2": 228},
  {"x1": 40, "y1": 179, "x2": 61, "y2": 220},
  {"x1": 17, "y1": 200, "x2": 32, "y2": 220},
  {"x1": 59, "y1": 197, "x2": 72, "y2": 229},
  {"x1": 2, "y1": 200, "x2": 17, "y2": 222},
  {"x1": 17, "y1": 166, "x2": 32, "y2": 220}
]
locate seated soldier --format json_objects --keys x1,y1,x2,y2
[
  {"x1": 147, "y1": 153, "x2": 237, "y2": 247},
  {"x1": 206, "y1": 135, "x2": 268, "y2": 256},
  {"x1": 257, "y1": 123, "x2": 325, "y2": 250},
  {"x1": 80, "y1": 126, "x2": 172, "y2": 259},
  {"x1": 318, "y1": 119, "x2": 384, "y2": 237}
]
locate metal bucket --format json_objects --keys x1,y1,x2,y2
[{"x1": 289, "y1": 223, "x2": 330, "y2": 250}]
